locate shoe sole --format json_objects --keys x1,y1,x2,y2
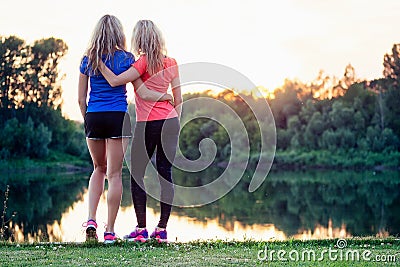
[
  {"x1": 104, "y1": 240, "x2": 116, "y2": 244},
  {"x1": 86, "y1": 227, "x2": 98, "y2": 241},
  {"x1": 151, "y1": 236, "x2": 168, "y2": 243},
  {"x1": 124, "y1": 237, "x2": 148, "y2": 242}
]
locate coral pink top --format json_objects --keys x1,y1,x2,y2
[{"x1": 133, "y1": 55, "x2": 179, "y2": 122}]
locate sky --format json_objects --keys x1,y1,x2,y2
[{"x1": 1, "y1": 0, "x2": 399, "y2": 120}]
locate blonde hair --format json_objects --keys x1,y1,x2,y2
[
  {"x1": 85, "y1": 14, "x2": 126, "y2": 75},
  {"x1": 131, "y1": 20, "x2": 166, "y2": 75}
]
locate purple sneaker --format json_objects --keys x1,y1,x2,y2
[
  {"x1": 123, "y1": 226, "x2": 148, "y2": 242},
  {"x1": 150, "y1": 228, "x2": 168, "y2": 243}
]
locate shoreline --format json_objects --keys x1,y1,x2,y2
[{"x1": 1, "y1": 149, "x2": 399, "y2": 173}]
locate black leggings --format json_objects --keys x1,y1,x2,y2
[{"x1": 130, "y1": 117, "x2": 179, "y2": 229}]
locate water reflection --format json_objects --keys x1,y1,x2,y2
[
  {"x1": 1, "y1": 168, "x2": 399, "y2": 242},
  {"x1": 9, "y1": 189, "x2": 288, "y2": 243},
  {"x1": 0, "y1": 170, "x2": 87, "y2": 242},
  {"x1": 172, "y1": 168, "x2": 400, "y2": 238}
]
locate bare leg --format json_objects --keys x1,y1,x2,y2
[
  {"x1": 105, "y1": 137, "x2": 129, "y2": 233},
  {"x1": 86, "y1": 139, "x2": 107, "y2": 222}
]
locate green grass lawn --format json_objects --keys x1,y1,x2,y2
[{"x1": 0, "y1": 238, "x2": 399, "y2": 266}]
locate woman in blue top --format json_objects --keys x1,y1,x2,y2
[{"x1": 78, "y1": 14, "x2": 172, "y2": 244}]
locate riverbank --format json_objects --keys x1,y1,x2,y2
[
  {"x1": 0, "y1": 238, "x2": 398, "y2": 266},
  {"x1": 1, "y1": 149, "x2": 399, "y2": 173},
  {"x1": 271, "y1": 149, "x2": 400, "y2": 170},
  {"x1": 0, "y1": 150, "x2": 91, "y2": 173}
]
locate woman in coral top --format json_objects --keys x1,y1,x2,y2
[{"x1": 100, "y1": 20, "x2": 182, "y2": 243}]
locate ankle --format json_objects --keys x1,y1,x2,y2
[{"x1": 156, "y1": 227, "x2": 166, "y2": 231}]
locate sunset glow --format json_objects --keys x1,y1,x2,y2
[{"x1": 1, "y1": 0, "x2": 399, "y2": 121}]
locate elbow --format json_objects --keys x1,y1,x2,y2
[
  {"x1": 104, "y1": 76, "x2": 119, "y2": 87},
  {"x1": 175, "y1": 97, "x2": 183, "y2": 105},
  {"x1": 109, "y1": 80, "x2": 118, "y2": 87},
  {"x1": 137, "y1": 91, "x2": 151, "y2": 101},
  {"x1": 78, "y1": 98, "x2": 86, "y2": 106},
  {"x1": 141, "y1": 94, "x2": 151, "y2": 101}
]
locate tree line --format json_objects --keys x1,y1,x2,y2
[
  {"x1": 1, "y1": 35, "x2": 399, "y2": 168},
  {"x1": 270, "y1": 44, "x2": 400, "y2": 168},
  {"x1": 179, "y1": 45, "x2": 400, "y2": 168}
]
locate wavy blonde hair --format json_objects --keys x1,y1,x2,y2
[
  {"x1": 131, "y1": 20, "x2": 166, "y2": 75},
  {"x1": 85, "y1": 14, "x2": 126, "y2": 75}
]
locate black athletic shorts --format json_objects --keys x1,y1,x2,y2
[{"x1": 84, "y1": 112, "x2": 132, "y2": 140}]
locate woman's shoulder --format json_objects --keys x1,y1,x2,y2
[
  {"x1": 115, "y1": 50, "x2": 134, "y2": 59},
  {"x1": 133, "y1": 55, "x2": 147, "y2": 66},
  {"x1": 164, "y1": 56, "x2": 177, "y2": 66},
  {"x1": 136, "y1": 54, "x2": 147, "y2": 61},
  {"x1": 80, "y1": 55, "x2": 89, "y2": 64},
  {"x1": 79, "y1": 55, "x2": 89, "y2": 74},
  {"x1": 163, "y1": 56, "x2": 179, "y2": 78},
  {"x1": 113, "y1": 50, "x2": 135, "y2": 67}
]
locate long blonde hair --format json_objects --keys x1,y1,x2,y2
[
  {"x1": 131, "y1": 20, "x2": 166, "y2": 75},
  {"x1": 85, "y1": 14, "x2": 127, "y2": 75}
]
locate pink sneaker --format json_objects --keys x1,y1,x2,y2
[
  {"x1": 104, "y1": 232, "x2": 118, "y2": 244},
  {"x1": 83, "y1": 219, "x2": 98, "y2": 241}
]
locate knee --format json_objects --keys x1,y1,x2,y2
[
  {"x1": 157, "y1": 166, "x2": 172, "y2": 180},
  {"x1": 160, "y1": 181, "x2": 174, "y2": 199},
  {"x1": 107, "y1": 169, "x2": 122, "y2": 181},
  {"x1": 131, "y1": 163, "x2": 146, "y2": 179},
  {"x1": 94, "y1": 163, "x2": 107, "y2": 175},
  {"x1": 162, "y1": 183, "x2": 174, "y2": 194}
]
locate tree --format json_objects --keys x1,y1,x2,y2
[
  {"x1": 270, "y1": 81, "x2": 302, "y2": 129},
  {"x1": 329, "y1": 101, "x2": 355, "y2": 130},
  {"x1": 383, "y1": 43, "x2": 400, "y2": 86},
  {"x1": 341, "y1": 64, "x2": 358, "y2": 90},
  {"x1": 385, "y1": 86, "x2": 400, "y2": 137},
  {"x1": 0, "y1": 36, "x2": 68, "y2": 112},
  {"x1": 0, "y1": 36, "x2": 27, "y2": 117},
  {"x1": 380, "y1": 45, "x2": 400, "y2": 137},
  {"x1": 304, "y1": 111, "x2": 327, "y2": 149},
  {"x1": 309, "y1": 70, "x2": 336, "y2": 99},
  {"x1": 28, "y1": 38, "x2": 67, "y2": 108}
]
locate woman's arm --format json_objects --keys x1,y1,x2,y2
[
  {"x1": 133, "y1": 78, "x2": 173, "y2": 102},
  {"x1": 171, "y1": 76, "x2": 183, "y2": 120},
  {"x1": 78, "y1": 73, "x2": 89, "y2": 119},
  {"x1": 99, "y1": 61, "x2": 171, "y2": 102},
  {"x1": 99, "y1": 61, "x2": 140, "y2": 87}
]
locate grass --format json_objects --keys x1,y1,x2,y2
[{"x1": 0, "y1": 238, "x2": 398, "y2": 266}]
